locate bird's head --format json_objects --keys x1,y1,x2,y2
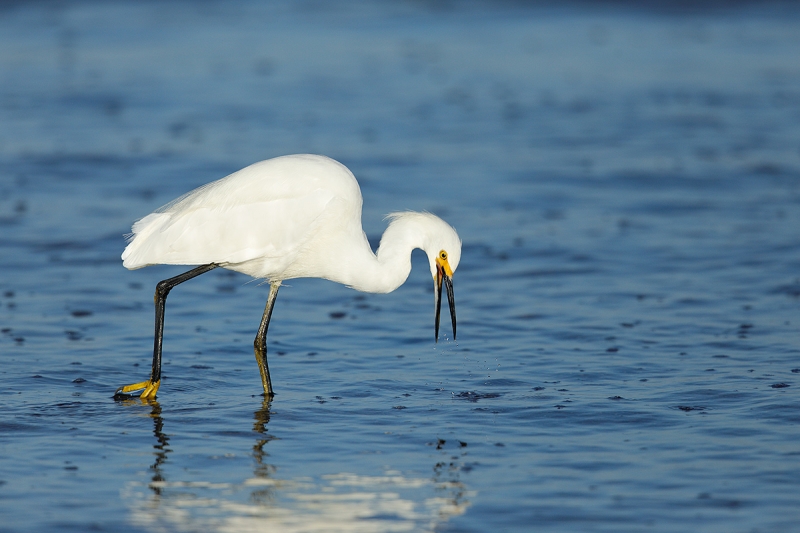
[
  {"x1": 418, "y1": 214, "x2": 461, "y2": 343},
  {"x1": 384, "y1": 212, "x2": 461, "y2": 342}
]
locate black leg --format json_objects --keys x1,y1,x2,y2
[
  {"x1": 254, "y1": 281, "x2": 281, "y2": 397},
  {"x1": 115, "y1": 263, "x2": 218, "y2": 400}
]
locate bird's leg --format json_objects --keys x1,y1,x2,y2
[
  {"x1": 115, "y1": 263, "x2": 219, "y2": 401},
  {"x1": 254, "y1": 281, "x2": 281, "y2": 397}
]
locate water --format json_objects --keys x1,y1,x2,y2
[{"x1": 1, "y1": 1, "x2": 799, "y2": 531}]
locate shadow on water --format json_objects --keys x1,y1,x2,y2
[{"x1": 122, "y1": 398, "x2": 472, "y2": 532}]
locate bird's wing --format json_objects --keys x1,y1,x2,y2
[{"x1": 122, "y1": 188, "x2": 336, "y2": 270}]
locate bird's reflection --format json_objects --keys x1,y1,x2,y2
[
  {"x1": 117, "y1": 398, "x2": 173, "y2": 496},
  {"x1": 124, "y1": 397, "x2": 472, "y2": 532},
  {"x1": 251, "y1": 397, "x2": 277, "y2": 504},
  {"x1": 138, "y1": 397, "x2": 279, "y2": 495},
  {"x1": 147, "y1": 401, "x2": 169, "y2": 494}
]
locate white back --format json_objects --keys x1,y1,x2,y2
[{"x1": 121, "y1": 155, "x2": 362, "y2": 279}]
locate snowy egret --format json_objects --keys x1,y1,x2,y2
[{"x1": 115, "y1": 154, "x2": 460, "y2": 400}]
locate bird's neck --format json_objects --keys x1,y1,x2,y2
[{"x1": 344, "y1": 217, "x2": 427, "y2": 294}]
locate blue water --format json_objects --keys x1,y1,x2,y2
[{"x1": 1, "y1": 1, "x2": 799, "y2": 531}]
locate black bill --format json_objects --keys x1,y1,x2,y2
[{"x1": 434, "y1": 265, "x2": 457, "y2": 342}]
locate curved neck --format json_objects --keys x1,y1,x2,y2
[{"x1": 344, "y1": 217, "x2": 426, "y2": 294}]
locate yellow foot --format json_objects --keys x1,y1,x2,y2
[{"x1": 114, "y1": 379, "x2": 161, "y2": 400}]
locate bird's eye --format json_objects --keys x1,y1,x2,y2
[{"x1": 439, "y1": 251, "x2": 447, "y2": 260}]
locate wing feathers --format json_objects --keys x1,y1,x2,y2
[{"x1": 122, "y1": 190, "x2": 335, "y2": 269}]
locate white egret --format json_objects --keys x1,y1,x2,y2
[{"x1": 115, "y1": 154, "x2": 460, "y2": 400}]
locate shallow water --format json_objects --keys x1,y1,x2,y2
[{"x1": 1, "y1": 1, "x2": 800, "y2": 532}]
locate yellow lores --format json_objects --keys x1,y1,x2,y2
[{"x1": 437, "y1": 250, "x2": 454, "y2": 277}]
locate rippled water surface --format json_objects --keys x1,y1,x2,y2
[{"x1": 1, "y1": 1, "x2": 799, "y2": 532}]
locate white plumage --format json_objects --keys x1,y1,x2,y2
[
  {"x1": 116, "y1": 154, "x2": 461, "y2": 400},
  {"x1": 122, "y1": 154, "x2": 460, "y2": 293}
]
